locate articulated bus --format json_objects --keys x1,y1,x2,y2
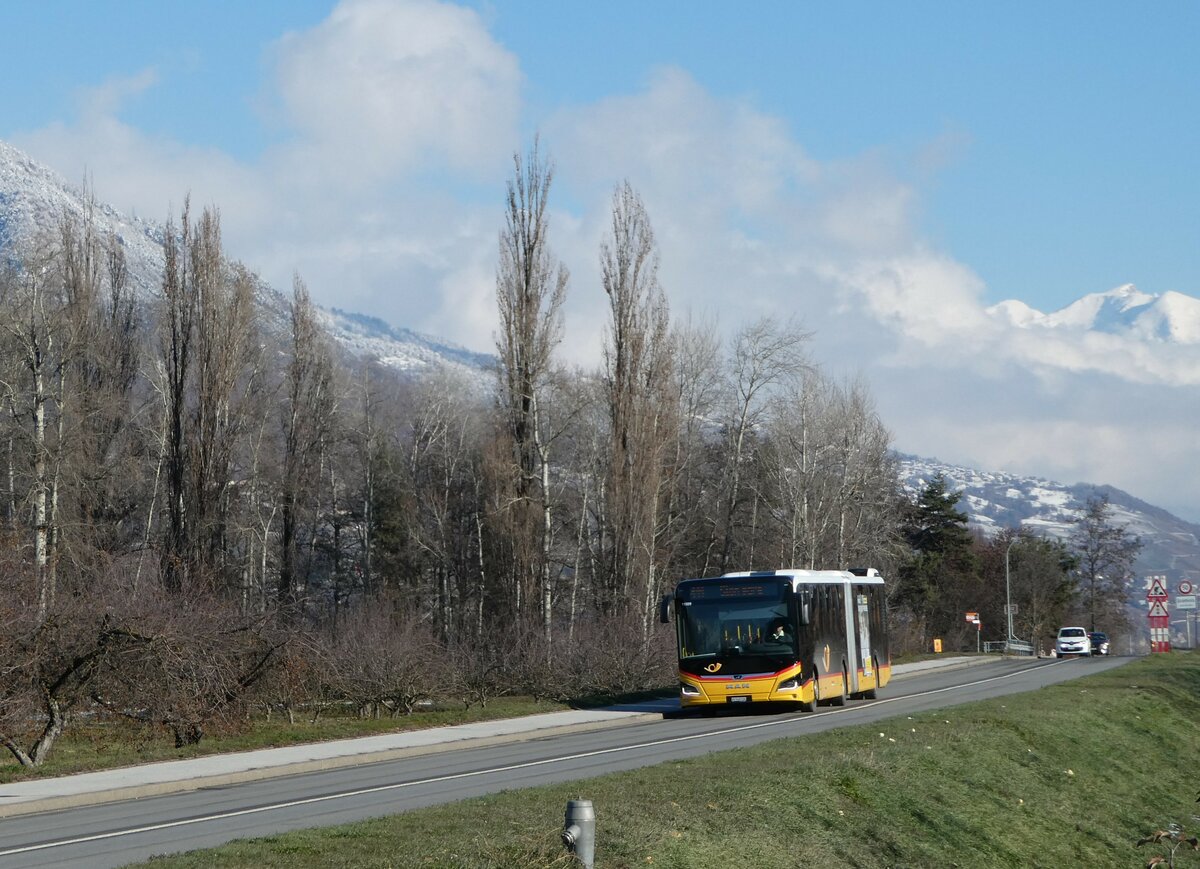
[{"x1": 660, "y1": 568, "x2": 890, "y2": 711}]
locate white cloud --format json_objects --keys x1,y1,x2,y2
[
  {"x1": 267, "y1": 0, "x2": 520, "y2": 186},
  {"x1": 1002, "y1": 326, "x2": 1200, "y2": 385},
  {"x1": 75, "y1": 69, "x2": 160, "y2": 121},
  {"x1": 15, "y1": 108, "x2": 266, "y2": 232},
  {"x1": 7, "y1": 0, "x2": 1200, "y2": 519}
]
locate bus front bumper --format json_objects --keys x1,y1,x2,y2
[{"x1": 679, "y1": 670, "x2": 810, "y2": 707}]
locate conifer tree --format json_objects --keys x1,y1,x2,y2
[{"x1": 898, "y1": 473, "x2": 981, "y2": 643}]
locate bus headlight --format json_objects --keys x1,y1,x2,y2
[
  {"x1": 777, "y1": 678, "x2": 800, "y2": 691},
  {"x1": 680, "y1": 683, "x2": 701, "y2": 696}
]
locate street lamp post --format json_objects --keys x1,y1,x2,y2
[{"x1": 1005, "y1": 537, "x2": 1018, "y2": 643}]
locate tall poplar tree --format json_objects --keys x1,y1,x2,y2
[
  {"x1": 1070, "y1": 493, "x2": 1140, "y2": 633},
  {"x1": 492, "y1": 139, "x2": 567, "y2": 637}
]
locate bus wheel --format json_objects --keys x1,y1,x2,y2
[
  {"x1": 831, "y1": 666, "x2": 847, "y2": 707},
  {"x1": 862, "y1": 651, "x2": 879, "y2": 699}
]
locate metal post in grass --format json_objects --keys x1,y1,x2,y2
[{"x1": 562, "y1": 799, "x2": 595, "y2": 868}]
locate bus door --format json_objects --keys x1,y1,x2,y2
[
  {"x1": 838, "y1": 581, "x2": 858, "y2": 694},
  {"x1": 853, "y1": 585, "x2": 874, "y2": 691}
]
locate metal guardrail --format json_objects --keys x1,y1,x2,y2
[{"x1": 983, "y1": 639, "x2": 1035, "y2": 655}]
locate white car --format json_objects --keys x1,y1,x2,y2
[{"x1": 1055, "y1": 626, "x2": 1092, "y2": 657}]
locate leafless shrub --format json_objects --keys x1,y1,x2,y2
[
  {"x1": 326, "y1": 601, "x2": 446, "y2": 718},
  {"x1": 563, "y1": 615, "x2": 674, "y2": 699},
  {"x1": 505, "y1": 613, "x2": 673, "y2": 704},
  {"x1": 505, "y1": 623, "x2": 568, "y2": 703},
  {"x1": 256, "y1": 631, "x2": 330, "y2": 724},
  {"x1": 0, "y1": 565, "x2": 149, "y2": 767},
  {"x1": 445, "y1": 625, "x2": 512, "y2": 710},
  {"x1": 91, "y1": 582, "x2": 289, "y2": 747}
]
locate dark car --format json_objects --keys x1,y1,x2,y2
[{"x1": 1088, "y1": 632, "x2": 1110, "y2": 656}]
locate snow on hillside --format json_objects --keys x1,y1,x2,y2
[
  {"x1": 318, "y1": 308, "x2": 493, "y2": 382},
  {"x1": 897, "y1": 454, "x2": 1200, "y2": 585},
  {"x1": 0, "y1": 139, "x2": 489, "y2": 380},
  {"x1": 986, "y1": 283, "x2": 1200, "y2": 345},
  {"x1": 0, "y1": 140, "x2": 165, "y2": 294}
]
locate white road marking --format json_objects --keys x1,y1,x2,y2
[{"x1": 0, "y1": 659, "x2": 1063, "y2": 857}]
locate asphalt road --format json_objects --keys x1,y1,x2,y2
[{"x1": 0, "y1": 655, "x2": 1131, "y2": 868}]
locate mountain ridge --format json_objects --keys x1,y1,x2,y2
[
  {"x1": 897, "y1": 453, "x2": 1200, "y2": 588},
  {"x1": 0, "y1": 138, "x2": 485, "y2": 379},
  {"x1": 4, "y1": 138, "x2": 1198, "y2": 590},
  {"x1": 986, "y1": 282, "x2": 1200, "y2": 344}
]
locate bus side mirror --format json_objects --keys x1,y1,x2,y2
[
  {"x1": 659, "y1": 594, "x2": 673, "y2": 623},
  {"x1": 799, "y1": 602, "x2": 810, "y2": 626}
]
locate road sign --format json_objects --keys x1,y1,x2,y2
[
  {"x1": 1179, "y1": 580, "x2": 1195, "y2": 595},
  {"x1": 1147, "y1": 577, "x2": 1168, "y2": 602},
  {"x1": 965, "y1": 611, "x2": 979, "y2": 623},
  {"x1": 1176, "y1": 595, "x2": 1197, "y2": 610},
  {"x1": 1148, "y1": 593, "x2": 1172, "y2": 653}
]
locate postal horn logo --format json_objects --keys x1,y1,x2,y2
[
  {"x1": 704, "y1": 662, "x2": 723, "y2": 673},
  {"x1": 822, "y1": 644, "x2": 831, "y2": 674}
]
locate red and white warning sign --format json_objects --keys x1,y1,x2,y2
[{"x1": 1148, "y1": 594, "x2": 1171, "y2": 653}]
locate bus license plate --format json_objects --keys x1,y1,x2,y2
[{"x1": 728, "y1": 696, "x2": 750, "y2": 703}]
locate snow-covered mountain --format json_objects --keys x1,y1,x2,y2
[
  {"x1": 898, "y1": 454, "x2": 1200, "y2": 588},
  {"x1": 0, "y1": 139, "x2": 488, "y2": 379},
  {"x1": 987, "y1": 283, "x2": 1200, "y2": 344},
  {"x1": 7, "y1": 138, "x2": 1200, "y2": 593}
]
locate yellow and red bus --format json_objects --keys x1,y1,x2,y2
[{"x1": 660, "y1": 568, "x2": 890, "y2": 711}]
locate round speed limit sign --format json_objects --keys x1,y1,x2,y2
[{"x1": 1180, "y1": 580, "x2": 1195, "y2": 595}]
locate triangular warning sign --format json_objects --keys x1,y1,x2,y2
[
  {"x1": 1149, "y1": 578, "x2": 1168, "y2": 597},
  {"x1": 1148, "y1": 600, "x2": 1169, "y2": 618}
]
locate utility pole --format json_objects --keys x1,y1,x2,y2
[{"x1": 1005, "y1": 537, "x2": 1018, "y2": 643}]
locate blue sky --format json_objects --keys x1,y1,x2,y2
[
  {"x1": 7, "y1": 1, "x2": 1197, "y2": 312},
  {"x1": 4, "y1": 0, "x2": 1200, "y2": 519}
]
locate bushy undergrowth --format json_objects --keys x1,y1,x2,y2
[
  {"x1": 0, "y1": 600, "x2": 675, "y2": 777},
  {"x1": 138, "y1": 651, "x2": 1199, "y2": 869}
]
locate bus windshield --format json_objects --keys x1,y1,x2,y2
[
  {"x1": 677, "y1": 598, "x2": 796, "y2": 660},
  {"x1": 676, "y1": 576, "x2": 796, "y2": 667}
]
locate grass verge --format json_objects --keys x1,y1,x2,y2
[{"x1": 134, "y1": 651, "x2": 1200, "y2": 868}]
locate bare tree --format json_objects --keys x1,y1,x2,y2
[
  {"x1": 0, "y1": 565, "x2": 147, "y2": 767},
  {"x1": 1070, "y1": 494, "x2": 1140, "y2": 633},
  {"x1": 763, "y1": 371, "x2": 899, "y2": 570},
  {"x1": 403, "y1": 368, "x2": 487, "y2": 639},
  {"x1": 492, "y1": 139, "x2": 568, "y2": 637},
  {"x1": 659, "y1": 317, "x2": 724, "y2": 578},
  {"x1": 599, "y1": 181, "x2": 677, "y2": 636},
  {"x1": 717, "y1": 317, "x2": 809, "y2": 572},
  {"x1": 279, "y1": 277, "x2": 336, "y2": 606},
  {"x1": 0, "y1": 198, "x2": 135, "y2": 618},
  {"x1": 91, "y1": 583, "x2": 287, "y2": 747},
  {"x1": 157, "y1": 201, "x2": 261, "y2": 592}
]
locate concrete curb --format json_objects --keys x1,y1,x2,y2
[
  {"x1": 0, "y1": 713, "x2": 663, "y2": 819},
  {"x1": 889, "y1": 656, "x2": 997, "y2": 679}
]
